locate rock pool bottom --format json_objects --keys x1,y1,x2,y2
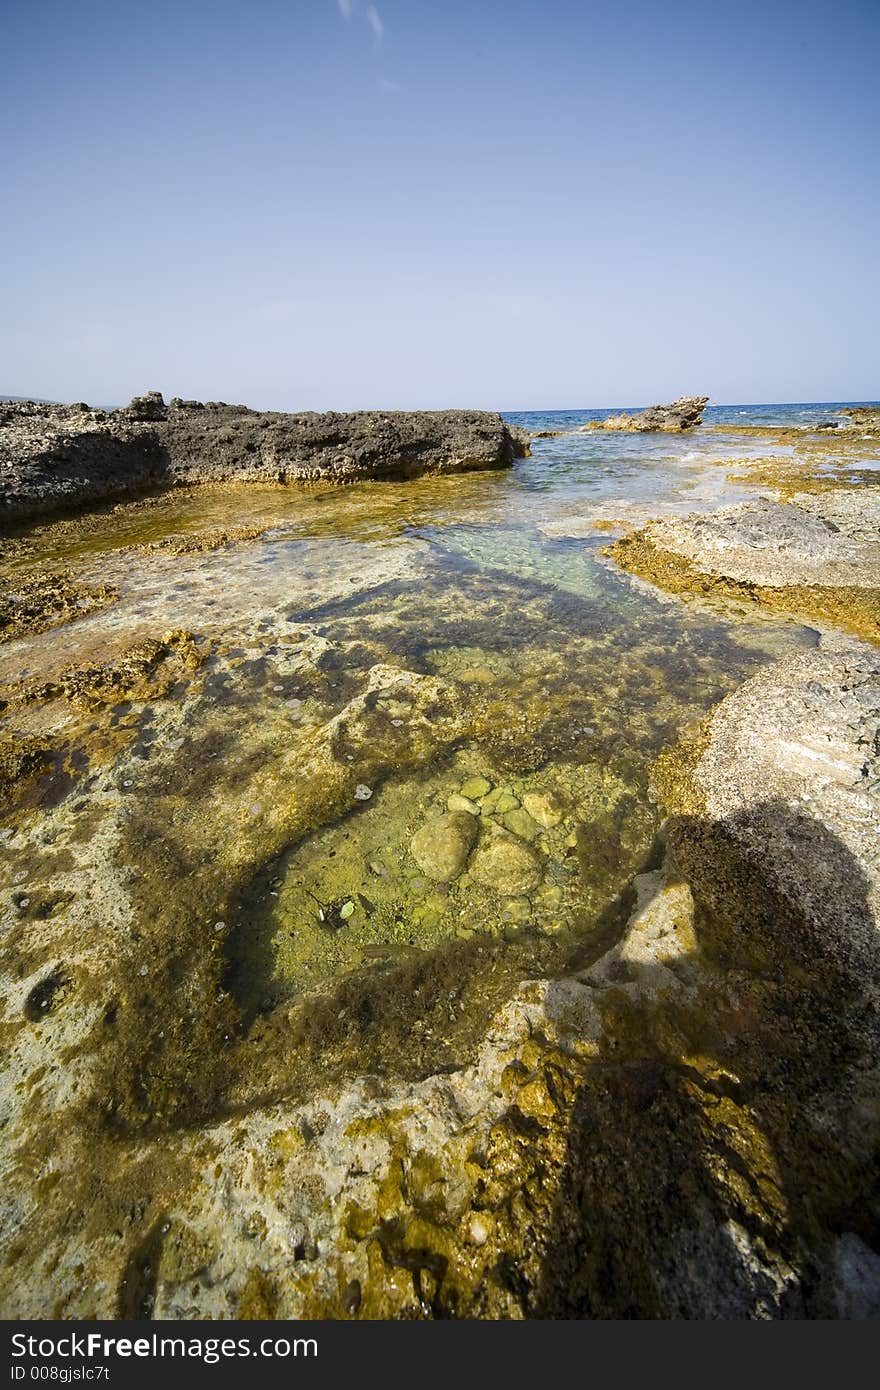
[{"x1": 2, "y1": 478, "x2": 866, "y2": 1318}]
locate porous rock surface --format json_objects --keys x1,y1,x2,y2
[
  {"x1": 0, "y1": 394, "x2": 528, "y2": 524},
  {"x1": 620, "y1": 495, "x2": 880, "y2": 589}
]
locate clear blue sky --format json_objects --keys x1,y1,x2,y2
[{"x1": 2, "y1": 0, "x2": 878, "y2": 409}]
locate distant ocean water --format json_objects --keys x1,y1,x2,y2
[{"x1": 503, "y1": 401, "x2": 880, "y2": 432}]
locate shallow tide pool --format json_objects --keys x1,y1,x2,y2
[{"x1": 0, "y1": 418, "x2": 824, "y2": 1118}]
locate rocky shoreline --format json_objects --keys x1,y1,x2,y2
[
  {"x1": 1, "y1": 404, "x2": 879, "y2": 1318},
  {"x1": 1, "y1": 393, "x2": 529, "y2": 525},
  {"x1": 604, "y1": 425, "x2": 880, "y2": 642}
]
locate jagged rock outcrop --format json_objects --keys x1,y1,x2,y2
[
  {"x1": 840, "y1": 406, "x2": 880, "y2": 433},
  {"x1": 125, "y1": 390, "x2": 168, "y2": 422},
  {"x1": 505, "y1": 423, "x2": 533, "y2": 454},
  {"x1": 0, "y1": 394, "x2": 529, "y2": 525},
  {"x1": 584, "y1": 395, "x2": 709, "y2": 433}
]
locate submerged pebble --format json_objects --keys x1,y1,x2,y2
[
  {"x1": 470, "y1": 828, "x2": 543, "y2": 895},
  {"x1": 502, "y1": 896, "x2": 532, "y2": 924},
  {"x1": 460, "y1": 775, "x2": 492, "y2": 800},
  {"x1": 468, "y1": 1215, "x2": 492, "y2": 1246},
  {"x1": 523, "y1": 790, "x2": 564, "y2": 828},
  {"x1": 410, "y1": 812, "x2": 477, "y2": 882},
  {"x1": 501, "y1": 807, "x2": 541, "y2": 841}
]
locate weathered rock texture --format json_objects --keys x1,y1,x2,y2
[
  {"x1": 584, "y1": 395, "x2": 709, "y2": 433},
  {"x1": 609, "y1": 493, "x2": 880, "y2": 641},
  {"x1": 640, "y1": 640, "x2": 880, "y2": 1317},
  {"x1": 616, "y1": 497, "x2": 880, "y2": 589},
  {"x1": 0, "y1": 395, "x2": 528, "y2": 525}
]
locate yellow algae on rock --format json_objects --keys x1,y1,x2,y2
[{"x1": 0, "y1": 569, "x2": 118, "y2": 643}]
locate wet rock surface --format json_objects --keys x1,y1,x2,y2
[
  {"x1": 0, "y1": 395, "x2": 528, "y2": 524},
  {"x1": 614, "y1": 495, "x2": 880, "y2": 585},
  {"x1": 840, "y1": 406, "x2": 880, "y2": 433},
  {"x1": 0, "y1": 568, "x2": 118, "y2": 642},
  {"x1": 469, "y1": 825, "x2": 544, "y2": 894},
  {"x1": 410, "y1": 812, "x2": 478, "y2": 881}
]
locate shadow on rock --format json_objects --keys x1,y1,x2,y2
[{"x1": 530, "y1": 800, "x2": 880, "y2": 1319}]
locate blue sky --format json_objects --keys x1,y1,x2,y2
[{"x1": 2, "y1": 0, "x2": 878, "y2": 409}]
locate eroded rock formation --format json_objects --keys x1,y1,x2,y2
[
  {"x1": 584, "y1": 395, "x2": 709, "y2": 433},
  {"x1": 840, "y1": 405, "x2": 880, "y2": 433}
]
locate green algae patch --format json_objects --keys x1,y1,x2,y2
[
  {"x1": 83, "y1": 627, "x2": 670, "y2": 1142},
  {"x1": 222, "y1": 750, "x2": 644, "y2": 1018}
]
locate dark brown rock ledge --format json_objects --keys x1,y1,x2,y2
[{"x1": 0, "y1": 394, "x2": 529, "y2": 525}]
